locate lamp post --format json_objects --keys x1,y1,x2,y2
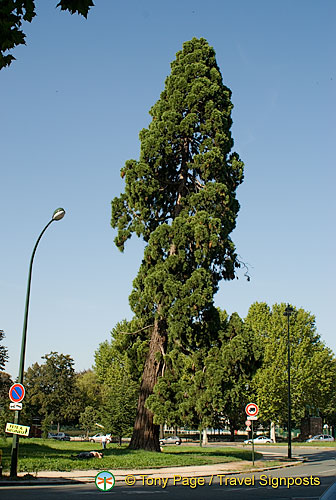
[
  {"x1": 10, "y1": 208, "x2": 65, "y2": 477},
  {"x1": 283, "y1": 304, "x2": 294, "y2": 459}
]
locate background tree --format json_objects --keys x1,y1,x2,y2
[
  {"x1": 95, "y1": 321, "x2": 139, "y2": 444},
  {"x1": 246, "y1": 302, "x2": 336, "y2": 430},
  {"x1": 23, "y1": 351, "x2": 78, "y2": 431},
  {"x1": 0, "y1": 329, "x2": 9, "y2": 370},
  {"x1": 75, "y1": 369, "x2": 102, "y2": 414},
  {"x1": 79, "y1": 405, "x2": 98, "y2": 438},
  {"x1": 0, "y1": 371, "x2": 12, "y2": 436},
  {"x1": 112, "y1": 37, "x2": 244, "y2": 451},
  {"x1": 209, "y1": 312, "x2": 262, "y2": 440},
  {"x1": 0, "y1": 0, "x2": 94, "y2": 70}
]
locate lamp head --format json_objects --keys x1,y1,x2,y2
[
  {"x1": 52, "y1": 208, "x2": 66, "y2": 221},
  {"x1": 284, "y1": 304, "x2": 294, "y2": 317}
]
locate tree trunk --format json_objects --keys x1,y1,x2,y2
[
  {"x1": 202, "y1": 428, "x2": 208, "y2": 446},
  {"x1": 129, "y1": 140, "x2": 188, "y2": 451},
  {"x1": 229, "y1": 424, "x2": 235, "y2": 442},
  {"x1": 128, "y1": 316, "x2": 166, "y2": 451},
  {"x1": 270, "y1": 421, "x2": 276, "y2": 443}
]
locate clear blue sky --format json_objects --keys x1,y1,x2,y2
[{"x1": 1, "y1": 0, "x2": 335, "y2": 379}]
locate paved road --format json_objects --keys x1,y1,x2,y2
[{"x1": 1, "y1": 447, "x2": 335, "y2": 499}]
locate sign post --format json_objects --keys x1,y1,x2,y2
[
  {"x1": 245, "y1": 403, "x2": 259, "y2": 466},
  {"x1": 252, "y1": 420, "x2": 254, "y2": 466}
]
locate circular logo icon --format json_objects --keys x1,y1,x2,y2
[
  {"x1": 95, "y1": 471, "x2": 115, "y2": 491},
  {"x1": 245, "y1": 402, "x2": 259, "y2": 417}
]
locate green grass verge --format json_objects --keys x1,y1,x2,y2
[{"x1": 0, "y1": 438, "x2": 261, "y2": 473}]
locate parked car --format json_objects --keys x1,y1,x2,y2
[
  {"x1": 47, "y1": 432, "x2": 70, "y2": 441},
  {"x1": 244, "y1": 435, "x2": 273, "y2": 445},
  {"x1": 159, "y1": 435, "x2": 182, "y2": 446},
  {"x1": 88, "y1": 433, "x2": 111, "y2": 443},
  {"x1": 306, "y1": 434, "x2": 334, "y2": 442}
]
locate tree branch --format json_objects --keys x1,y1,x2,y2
[{"x1": 120, "y1": 324, "x2": 154, "y2": 335}]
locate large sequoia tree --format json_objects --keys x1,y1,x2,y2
[{"x1": 112, "y1": 38, "x2": 244, "y2": 451}]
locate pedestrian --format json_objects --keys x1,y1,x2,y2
[{"x1": 101, "y1": 435, "x2": 107, "y2": 450}]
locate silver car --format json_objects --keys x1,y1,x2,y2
[
  {"x1": 306, "y1": 434, "x2": 334, "y2": 442},
  {"x1": 89, "y1": 433, "x2": 111, "y2": 443},
  {"x1": 244, "y1": 435, "x2": 273, "y2": 444},
  {"x1": 159, "y1": 435, "x2": 182, "y2": 446}
]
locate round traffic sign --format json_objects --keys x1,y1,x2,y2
[
  {"x1": 245, "y1": 402, "x2": 259, "y2": 417},
  {"x1": 9, "y1": 383, "x2": 25, "y2": 403}
]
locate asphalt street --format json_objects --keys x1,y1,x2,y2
[{"x1": 0, "y1": 447, "x2": 335, "y2": 500}]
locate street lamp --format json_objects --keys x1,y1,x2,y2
[
  {"x1": 10, "y1": 208, "x2": 65, "y2": 477},
  {"x1": 284, "y1": 304, "x2": 294, "y2": 459}
]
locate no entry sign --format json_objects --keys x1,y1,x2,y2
[
  {"x1": 245, "y1": 402, "x2": 259, "y2": 417},
  {"x1": 9, "y1": 383, "x2": 25, "y2": 403}
]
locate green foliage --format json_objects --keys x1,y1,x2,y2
[
  {"x1": 111, "y1": 38, "x2": 245, "y2": 445},
  {"x1": 101, "y1": 380, "x2": 138, "y2": 442},
  {"x1": 75, "y1": 369, "x2": 102, "y2": 413},
  {"x1": 0, "y1": 371, "x2": 12, "y2": 436},
  {"x1": 95, "y1": 322, "x2": 139, "y2": 440},
  {"x1": 147, "y1": 311, "x2": 262, "y2": 433},
  {"x1": 207, "y1": 312, "x2": 263, "y2": 434},
  {"x1": 79, "y1": 405, "x2": 98, "y2": 437},
  {"x1": 246, "y1": 302, "x2": 336, "y2": 426},
  {"x1": 41, "y1": 413, "x2": 53, "y2": 439},
  {"x1": 95, "y1": 320, "x2": 146, "y2": 385},
  {"x1": 0, "y1": 329, "x2": 9, "y2": 370},
  {"x1": 0, "y1": 0, "x2": 94, "y2": 70},
  {"x1": 23, "y1": 352, "x2": 79, "y2": 428}
]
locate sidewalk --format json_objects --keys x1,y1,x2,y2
[{"x1": 0, "y1": 457, "x2": 304, "y2": 486}]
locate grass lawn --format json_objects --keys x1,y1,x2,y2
[{"x1": 0, "y1": 438, "x2": 261, "y2": 473}]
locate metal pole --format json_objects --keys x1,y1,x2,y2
[
  {"x1": 10, "y1": 219, "x2": 54, "y2": 477},
  {"x1": 252, "y1": 420, "x2": 255, "y2": 466},
  {"x1": 287, "y1": 311, "x2": 292, "y2": 459},
  {"x1": 284, "y1": 304, "x2": 293, "y2": 460}
]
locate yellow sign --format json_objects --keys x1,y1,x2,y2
[{"x1": 5, "y1": 422, "x2": 30, "y2": 436}]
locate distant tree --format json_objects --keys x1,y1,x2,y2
[
  {"x1": 79, "y1": 406, "x2": 98, "y2": 438},
  {"x1": 111, "y1": 37, "x2": 244, "y2": 451},
  {"x1": 95, "y1": 321, "x2": 139, "y2": 445},
  {"x1": 0, "y1": 0, "x2": 94, "y2": 70},
  {"x1": 0, "y1": 330, "x2": 9, "y2": 370},
  {"x1": 41, "y1": 413, "x2": 53, "y2": 439},
  {"x1": 246, "y1": 302, "x2": 336, "y2": 428},
  {"x1": 214, "y1": 312, "x2": 262, "y2": 440},
  {"x1": 0, "y1": 371, "x2": 12, "y2": 436},
  {"x1": 23, "y1": 352, "x2": 78, "y2": 430},
  {"x1": 75, "y1": 369, "x2": 102, "y2": 413},
  {"x1": 101, "y1": 376, "x2": 138, "y2": 446}
]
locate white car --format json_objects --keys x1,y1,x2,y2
[
  {"x1": 306, "y1": 434, "x2": 334, "y2": 442},
  {"x1": 159, "y1": 435, "x2": 182, "y2": 446},
  {"x1": 89, "y1": 433, "x2": 111, "y2": 443},
  {"x1": 244, "y1": 435, "x2": 273, "y2": 444}
]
